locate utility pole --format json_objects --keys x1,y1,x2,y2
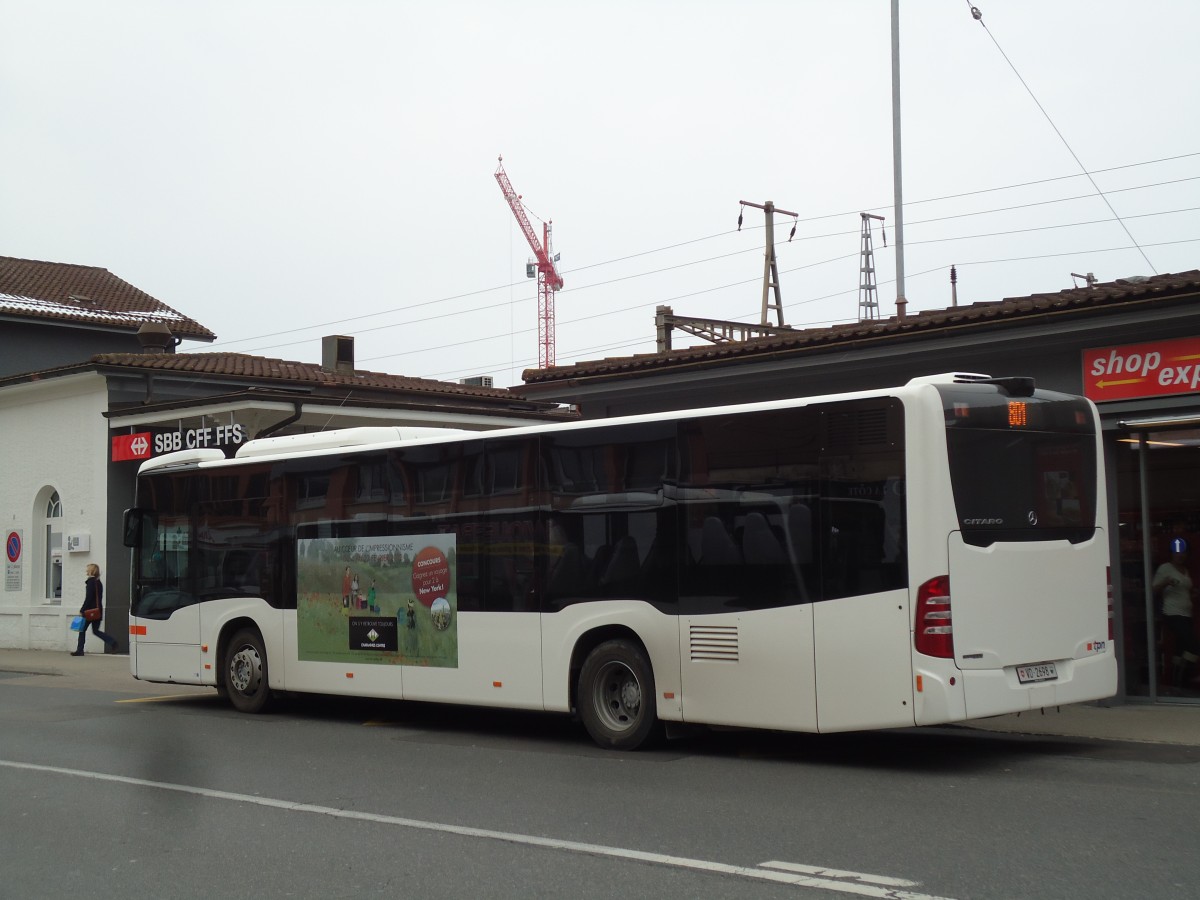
[{"x1": 739, "y1": 200, "x2": 798, "y2": 327}]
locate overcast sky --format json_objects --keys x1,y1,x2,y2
[{"x1": 3, "y1": 1, "x2": 1197, "y2": 387}]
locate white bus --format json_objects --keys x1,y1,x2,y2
[{"x1": 123, "y1": 373, "x2": 1116, "y2": 750}]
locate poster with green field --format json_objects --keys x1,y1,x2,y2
[{"x1": 296, "y1": 533, "x2": 458, "y2": 668}]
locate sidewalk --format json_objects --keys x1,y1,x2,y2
[
  {"x1": 1, "y1": 648, "x2": 1197, "y2": 745},
  {"x1": 956, "y1": 701, "x2": 1200, "y2": 746},
  {"x1": 0, "y1": 647, "x2": 211, "y2": 698}
]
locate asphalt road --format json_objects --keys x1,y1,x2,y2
[{"x1": 1, "y1": 670, "x2": 1197, "y2": 900}]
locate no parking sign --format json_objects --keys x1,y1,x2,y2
[{"x1": 5, "y1": 530, "x2": 22, "y2": 592}]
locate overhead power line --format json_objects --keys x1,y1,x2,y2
[
  {"x1": 378, "y1": 233, "x2": 1200, "y2": 377},
  {"x1": 964, "y1": 2, "x2": 1158, "y2": 273},
  {"x1": 205, "y1": 151, "x2": 1198, "y2": 353},
  {"x1": 230, "y1": 199, "x2": 1200, "y2": 359}
]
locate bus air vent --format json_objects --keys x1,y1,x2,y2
[{"x1": 689, "y1": 624, "x2": 739, "y2": 662}]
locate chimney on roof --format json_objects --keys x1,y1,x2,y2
[
  {"x1": 322, "y1": 335, "x2": 355, "y2": 375},
  {"x1": 136, "y1": 322, "x2": 179, "y2": 354}
]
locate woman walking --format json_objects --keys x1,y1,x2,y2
[{"x1": 71, "y1": 563, "x2": 119, "y2": 656}]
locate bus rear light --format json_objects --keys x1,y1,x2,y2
[{"x1": 915, "y1": 575, "x2": 954, "y2": 659}]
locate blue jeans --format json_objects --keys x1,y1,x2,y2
[{"x1": 76, "y1": 620, "x2": 119, "y2": 653}]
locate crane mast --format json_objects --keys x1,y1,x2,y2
[{"x1": 495, "y1": 156, "x2": 564, "y2": 368}]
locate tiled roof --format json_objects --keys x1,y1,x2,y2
[
  {"x1": 88, "y1": 351, "x2": 547, "y2": 404},
  {"x1": 0, "y1": 256, "x2": 215, "y2": 340},
  {"x1": 523, "y1": 270, "x2": 1200, "y2": 384}
]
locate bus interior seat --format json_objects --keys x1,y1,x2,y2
[
  {"x1": 700, "y1": 517, "x2": 741, "y2": 565},
  {"x1": 786, "y1": 504, "x2": 815, "y2": 601},
  {"x1": 638, "y1": 535, "x2": 675, "y2": 594},
  {"x1": 223, "y1": 550, "x2": 254, "y2": 590},
  {"x1": 786, "y1": 504, "x2": 813, "y2": 566},
  {"x1": 590, "y1": 544, "x2": 613, "y2": 588},
  {"x1": 742, "y1": 512, "x2": 786, "y2": 566},
  {"x1": 546, "y1": 543, "x2": 586, "y2": 598},
  {"x1": 601, "y1": 536, "x2": 641, "y2": 595}
]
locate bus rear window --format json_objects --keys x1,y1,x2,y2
[{"x1": 937, "y1": 385, "x2": 1097, "y2": 546}]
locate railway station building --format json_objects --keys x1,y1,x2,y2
[{"x1": 0, "y1": 256, "x2": 566, "y2": 652}]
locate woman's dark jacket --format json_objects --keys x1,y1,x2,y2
[{"x1": 81, "y1": 577, "x2": 103, "y2": 615}]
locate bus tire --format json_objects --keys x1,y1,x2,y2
[
  {"x1": 224, "y1": 628, "x2": 272, "y2": 714},
  {"x1": 578, "y1": 639, "x2": 659, "y2": 750}
]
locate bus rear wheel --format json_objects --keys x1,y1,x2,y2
[
  {"x1": 224, "y1": 628, "x2": 272, "y2": 714},
  {"x1": 578, "y1": 639, "x2": 659, "y2": 750}
]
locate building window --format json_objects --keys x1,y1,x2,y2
[{"x1": 41, "y1": 489, "x2": 63, "y2": 603}]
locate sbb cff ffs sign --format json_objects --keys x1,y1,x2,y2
[
  {"x1": 111, "y1": 424, "x2": 246, "y2": 462},
  {"x1": 1083, "y1": 336, "x2": 1200, "y2": 403},
  {"x1": 152, "y1": 424, "x2": 245, "y2": 454}
]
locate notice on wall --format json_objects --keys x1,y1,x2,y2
[
  {"x1": 5, "y1": 530, "x2": 22, "y2": 592},
  {"x1": 296, "y1": 533, "x2": 458, "y2": 668}
]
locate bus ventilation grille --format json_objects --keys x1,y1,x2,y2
[{"x1": 689, "y1": 625, "x2": 739, "y2": 662}]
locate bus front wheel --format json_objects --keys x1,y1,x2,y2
[
  {"x1": 224, "y1": 628, "x2": 272, "y2": 714},
  {"x1": 578, "y1": 639, "x2": 659, "y2": 751}
]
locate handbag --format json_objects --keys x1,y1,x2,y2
[
  {"x1": 70, "y1": 616, "x2": 86, "y2": 632},
  {"x1": 83, "y1": 607, "x2": 101, "y2": 622}
]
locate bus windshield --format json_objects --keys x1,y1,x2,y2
[{"x1": 937, "y1": 384, "x2": 1097, "y2": 546}]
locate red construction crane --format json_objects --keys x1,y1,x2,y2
[{"x1": 495, "y1": 156, "x2": 564, "y2": 368}]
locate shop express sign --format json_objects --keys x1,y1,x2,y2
[
  {"x1": 1083, "y1": 336, "x2": 1200, "y2": 402},
  {"x1": 111, "y1": 424, "x2": 247, "y2": 462}
]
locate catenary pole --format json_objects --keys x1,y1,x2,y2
[{"x1": 891, "y1": 0, "x2": 907, "y2": 320}]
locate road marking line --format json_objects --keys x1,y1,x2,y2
[
  {"x1": 760, "y1": 861, "x2": 919, "y2": 887},
  {"x1": 0, "y1": 759, "x2": 956, "y2": 899}
]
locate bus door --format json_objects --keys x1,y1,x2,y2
[
  {"x1": 812, "y1": 495, "x2": 914, "y2": 732},
  {"x1": 810, "y1": 398, "x2": 913, "y2": 732},
  {"x1": 126, "y1": 510, "x2": 203, "y2": 683}
]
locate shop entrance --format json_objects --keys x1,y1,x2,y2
[{"x1": 1116, "y1": 428, "x2": 1200, "y2": 701}]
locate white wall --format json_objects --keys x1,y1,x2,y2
[{"x1": 0, "y1": 373, "x2": 109, "y2": 650}]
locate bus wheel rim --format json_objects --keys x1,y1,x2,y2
[
  {"x1": 593, "y1": 660, "x2": 641, "y2": 732},
  {"x1": 230, "y1": 646, "x2": 262, "y2": 694}
]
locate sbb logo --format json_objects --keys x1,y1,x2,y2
[{"x1": 154, "y1": 432, "x2": 184, "y2": 453}]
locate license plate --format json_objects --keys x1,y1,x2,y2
[{"x1": 1016, "y1": 662, "x2": 1058, "y2": 684}]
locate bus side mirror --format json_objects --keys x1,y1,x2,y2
[
  {"x1": 123, "y1": 509, "x2": 154, "y2": 548},
  {"x1": 123, "y1": 509, "x2": 139, "y2": 548}
]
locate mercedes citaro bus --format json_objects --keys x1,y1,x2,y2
[{"x1": 123, "y1": 373, "x2": 1116, "y2": 749}]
